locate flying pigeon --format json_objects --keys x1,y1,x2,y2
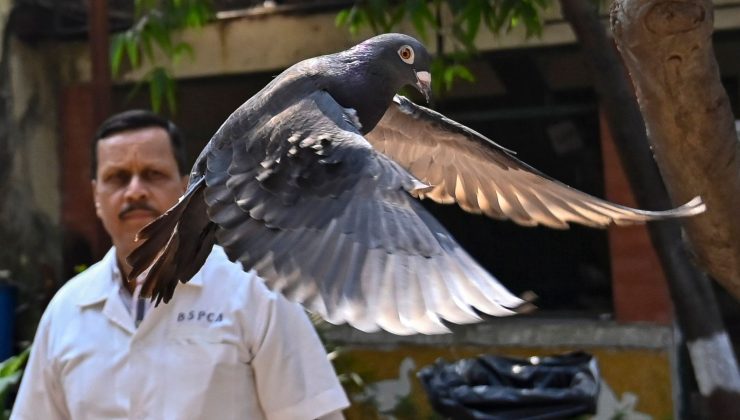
[{"x1": 128, "y1": 33, "x2": 705, "y2": 335}]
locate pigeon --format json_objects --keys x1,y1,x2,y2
[{"x1": 128, "y1": 33, "x2": 705, "y2": 335}]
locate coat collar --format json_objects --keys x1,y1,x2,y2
[{"x1": 75, "y1": 247, "x2": 203, "y2": 307}]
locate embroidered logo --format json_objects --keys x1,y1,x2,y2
[{"x1": 176, "y1": 310, "x2": 224, "y2": 323}]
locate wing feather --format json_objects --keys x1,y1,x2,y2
[
  {"x1": 201, "y1": 90, "x2": 524, "y2": 334},
  {"x1": 366, "y1": 95, "x2": 706, "y2": 227},
  {"x1": 137, "y1": 60, "x2": 704, "y2": 331}
]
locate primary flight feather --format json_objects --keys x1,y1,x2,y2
[{"x1": 128, "y1": 33, "x2": 705, "y2": 335}]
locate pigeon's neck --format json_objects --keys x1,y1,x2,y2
[{"x1": 327, "y1": 57, "x2": 399, "y2": 134}]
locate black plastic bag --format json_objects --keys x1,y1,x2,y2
[{"x1": 417, "y1": 351, "x2": 599, "y2": 420}]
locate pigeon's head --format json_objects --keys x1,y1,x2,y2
[{"x1": 353, "y1": 33, "x2": 432, "y2": 102}]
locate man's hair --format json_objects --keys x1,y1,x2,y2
[{"x1": 91, "y1": 110, "x2": 188, "y2": 178}]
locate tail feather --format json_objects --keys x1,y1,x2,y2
[
  {"x1": 128, "y1": 200, "x2": 189, "y2": 281},
  {"x1": 127, "y1": 177, "x2": 217, "y2": 304}
]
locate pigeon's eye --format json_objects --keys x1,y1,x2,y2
[{"x1": 398, "y1": 46, "x2": 414, "y2": 64}]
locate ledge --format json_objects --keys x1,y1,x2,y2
[{"x1": 321, "y1": 317, "x2": 674, "y2": 350}]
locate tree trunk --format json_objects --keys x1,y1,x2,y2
[
  {"x1": 558, "y1": 0, "x2": 740, "y2": 416},
  {"x1": 610, "y1": 0, "x2": 740, "y2": 301}
]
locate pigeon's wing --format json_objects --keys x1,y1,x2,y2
[
  {"x1": 365, "y1": 95, "x2": 705, "y2": 229},
  {"x1": 203, "y1": 90, "x2": 525, "y2": 335}
]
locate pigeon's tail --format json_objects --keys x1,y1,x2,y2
[{"x1": 127, "y1": 177, "x2": 217, "y2": 305}]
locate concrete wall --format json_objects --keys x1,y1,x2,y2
[
  {"x1": 7, "y1": 38, "x2": 61, "y2": 224},
  {"x1": 1, "y1": 0, "x2": 63, "y2": 340},
  {"x1": 1, "y1": 0, "x2": 61, "y2": 224},
  {"x1": 53, "y1": 0, "x2": 740, "y2": 85}
]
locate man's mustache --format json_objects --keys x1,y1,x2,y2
[{"x1": 118, "y1": 202, "x2": 159, "y2": 220}]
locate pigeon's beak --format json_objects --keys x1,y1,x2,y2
[{"x1": 415, "y1": 70, "x2": 432, "y2": 103}]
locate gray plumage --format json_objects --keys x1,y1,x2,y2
[{"x1": 128, "y1": 33, "x2": 705, "y2": 335}]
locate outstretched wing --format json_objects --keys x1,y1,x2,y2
[
  {"x1": 366, "y1": 95, "x2": 705, "y2": 229},
  {"x1": 203, "y1": 90, "x2": 525, "y2": 335}
]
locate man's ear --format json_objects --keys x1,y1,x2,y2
[{"x1": 91, "y1": 179, "x2": 102, "y2": 218}]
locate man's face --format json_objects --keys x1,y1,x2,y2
[{"x1": 92, "y1": 127, "x2": 187, "y2": 266}]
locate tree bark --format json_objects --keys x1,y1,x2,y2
[
  {"x1": 610, "y1": 0, "x2": 740, "y2": 301},
  {"x1": 558, "y1": 0, "x2": 740, "y2": 416}
]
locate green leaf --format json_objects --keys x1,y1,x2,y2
[
  {"x1": 408, "y1": 0, "x2": 435, "y2": 41},
  {"x1": 388, "y1": 4, "x2": 406, "y2": 29},
  {"x1": 366, "y1": 0, "x2": 388, "y2": 32},
  {"x1": 173, "y1": 42, "x2": 195, "y2": 64},
  {"x1": 134, "y1": 0, "x2": 145, "y2": 17},
  {"x1": 0, "y1": 348, "x2": 29, "y2": 379},
  {"x1": 353, "y1": 8, "x2": 370, "y2": 36},
  {"x1": 450, "y1": 64, "x2": 475, "y2": 82},
  {"x1": 491, "y1": 0, "x2": 518, "y2": 32},
  {"x1": 430, "y1": 57, "x2": 445, "y2": 93},
  {"x1": 186, "y1": 2, "x2": 206, "y2": 27},
  {"x1": 146, "y1": 17, "x2": 173, "y2": 54},
  {"x1": 124, "y1": 32, "x2": 140, "y2": 68},
  {"x1": 110, "y1": 34, "x2": 126, "y2": 76},
  {"x1": 335, "y1": 9, "x2": 351, "y2": 27},
  {"x1": 337, "y1": 5, "x2": 365, "y2": 35},
  {"x1": 165, "y1": 72, "x2": 177, "y2": 114},
  {"x1": 149, "y1": 67, "x2": 166, "y2": 113},
  {"x1": 0, "y1": 371, "x2": 22, "y2": 392},
  {"x1": 510, "y1": 15, "x2": 520, "y2": 28},
  {"x1": 124, "y1": 78, "x2": 147, "y2": 105},
  {"x1": 141, "y1": 33, "x2": 155, "y2": 62},
  {"x1": 460, "y1": 0, "x2": 482, "y2": 43},
  {"x1": 146, "y1": 67, "x2": 177, "y2": 114},
  {"x1": 518, "y1": 1, "x2": 544, "y2": 37}
]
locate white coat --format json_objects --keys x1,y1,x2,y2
[{"x1": 12, "y1": 246, "x2": 349, "y2": 420}]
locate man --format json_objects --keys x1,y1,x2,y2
[{"x1": 12, "y1": 110, "x2": 349, "y2": 420}]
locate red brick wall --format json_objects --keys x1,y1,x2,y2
[
  {"x1": 600, "y1": 108, "x2": 672, "y2": 324},
  {"x1": 59, "y1": 84, "x2": 109, "y2": 275}
]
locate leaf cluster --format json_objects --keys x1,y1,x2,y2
[
  {"x1": 110, "y1": 0, "x2": 214, "y2": 113},
  {"x1": 110, "y1": 0, "x2": 554, "y2": 110}
]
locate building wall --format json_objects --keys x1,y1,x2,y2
[
  {"x1": 1, "y1": 0, "x2": 64, "y2": 341},
  {"x1": 1, "y1": 0, "x2": 61, "y2": 224},
  {"x1": 54, "y1": 1, "x2": 740, "y2": 85},
  {"x1": 7, "y1": 38, "x2": 61, "y2": 224}
]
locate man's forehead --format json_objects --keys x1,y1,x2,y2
[
  {"x1": 98, "y1": 126, "x2": 170, "y2": 149},
  {"x1": 97, "y1": 127, "x2": 176, "y2": 164}
]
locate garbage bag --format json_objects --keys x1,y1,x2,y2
[{"x1": 418, "y1": 351, "x2": 599, "y2": 420}]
